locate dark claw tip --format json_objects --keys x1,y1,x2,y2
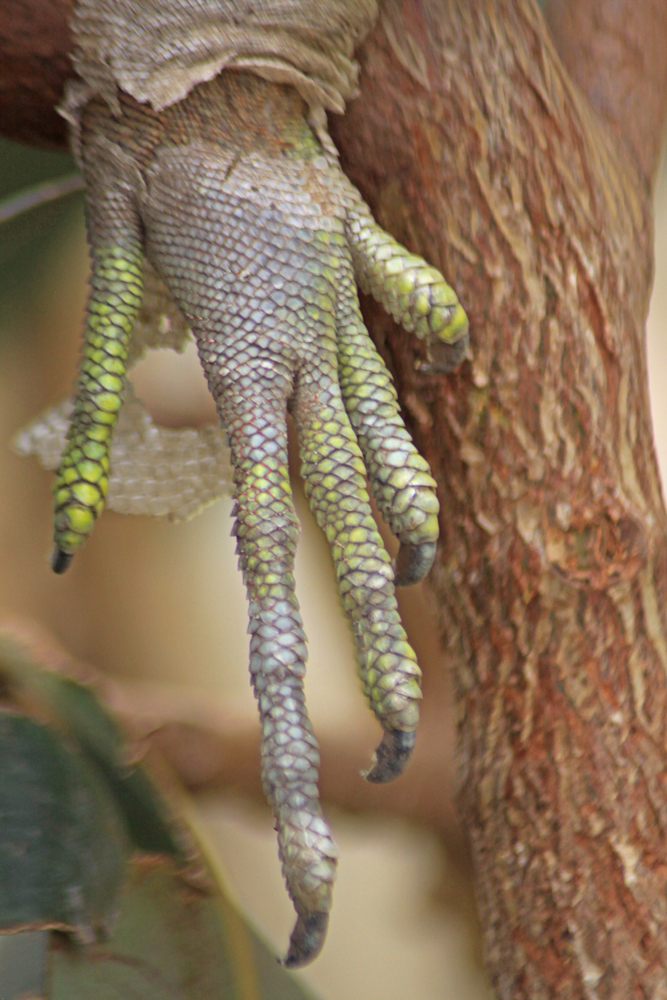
[
  {"x1": 418, "y1": 330, "x2": 470, "y2": 374},
  {"x1": 363, "y1": 729, "x2": 416, "y2": 784},
  {"x1": 282, "y1": 912, "x2": 329, "y2": 969},
  {"x1": 393, "y1": 541, "x2": 437, "y2": 587},
  {"x1": 51, "y1": 548, "x2": 73, "y2": 574}
]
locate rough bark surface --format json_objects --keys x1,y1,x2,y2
[
  {"x1": 332, "y1": 1, "x2": 667, "y2": 996},
  {"x1": 3, "y1": 0, "x2": 667, "y2": 996}
]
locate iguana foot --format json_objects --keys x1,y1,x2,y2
[{"x1": 49, "y1": 70, "x2": 468, "y2": 964}]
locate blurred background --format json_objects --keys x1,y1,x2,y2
[{"x1": 0, "y1": 135, "x2": 665, "y2": 1000}]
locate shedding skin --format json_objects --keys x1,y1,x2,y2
[{"x1": 51, "y1": 72, "x2": 468, "y2": 965}]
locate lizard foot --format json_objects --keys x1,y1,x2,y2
[{"x1": 47, "y1": 72, "x2": 468, "y2": 964}]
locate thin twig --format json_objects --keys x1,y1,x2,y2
[{"x1": 0, "y1": 173, "x2": 84, "y2": 226}]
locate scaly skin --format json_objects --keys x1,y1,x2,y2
[
  {"x1": 52, "y1": 72, "x2": 468, "y2": 965},
  {"x1": 52, "y1": 245, "x2": 143, "y2": 572}
]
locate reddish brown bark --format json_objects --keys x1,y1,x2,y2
[
  {"x1": 3, "y1": 0, "x2": 667, "y2": 996},
  {"x1": 331, "y1": 1, "x2": 667, "y2": 996}
]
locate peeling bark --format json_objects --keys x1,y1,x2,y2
[
  {"x1": 332, "y1": 1, "x2": 667, "y2": 995},
  {"x1": 3, "y1": 0, "x2": 667, "y2": 995}
]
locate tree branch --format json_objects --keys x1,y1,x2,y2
[
  {"x1": 332, "y1": 0, "x2": 667, "y2": 994},
  {"x1": 0, "y1": 0, "x2": 72, "y2": 148}
]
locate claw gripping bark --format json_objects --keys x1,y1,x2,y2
[{"x1": 43, "y1": 0, "x2": 470, "y2": 966}]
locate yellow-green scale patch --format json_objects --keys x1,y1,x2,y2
[
  {"x1": 346, "y1": 207, "x2": 469, "y2": 346},
  {"x1": 334, "y1": 273, "x2": 441, "y2": 550},
  {"x1": 53, "y1": 244, "x2": 143, "y2": 554},
  {"x1": 297, "y1": 390, "x2": 422, "y2": 733}
]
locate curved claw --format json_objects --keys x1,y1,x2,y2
[
  {"x1": 283, "y1": 911, "x2": 329, "y2": 969},
  {"x1": 417, "y1": 328, "x2": 470, "y2": 375},
  {"x1": 51, "y1": 548, "x2": 73, "y2": 574},
  {"x1": 393, "y1": 541, "x2": 437, "y2": 587},
  {"x1": 363, "y1": 728, "x2": 416, "y2": 784}
]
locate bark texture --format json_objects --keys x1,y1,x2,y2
[
  {"x1": 332, "y1": 1, "x2": 667, "y2": 996},
  {"x1": 3, "y1": 0, "x2": 667, "y2": 996}
]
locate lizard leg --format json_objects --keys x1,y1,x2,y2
[
  {"x1": 52, "y1": 186, "x2": 143, "y2": 572},
  {"x1": 205, "y1": 376, "x2": 338, "y2": 969},
  {"x1": 335, "y1": 266, "x2": 440, "y2": 587},
  {"x1": 345, "y1": 200, "x2": 469, "y2": 375},
  {"x1": 293, "y1": 354, "x2": 422, "y2": 784},
  {"x1": 139, "y1": 130, "x2": 423, "y2": 783},
  {"x1": 138, "y1": 140, "x2": 341, "y2": 965}
]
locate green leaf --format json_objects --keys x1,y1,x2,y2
[
  {"x1": 0, "y1": 140, "x2": 82, "y2": 319},
  {"x1": 0, "y1": 635, "x2": 184, "y2": 859},
  {"x1": 0, "y1": 711, "x2": 128, "y2": 938},
  {"x1": 0, "y1": 858, "x2": 317, "y2": 1000},
  {"x1": 49, "y1": 856, "x2": 252, "y2": 999},
  {"x1": 0, "y1": 635, "x2": 318, "y2": 999},
  {"x1": 31, "y1": 669, "x2": 185, "y2": 859},
  {"x1": 0, "y1": 930, "x2": 48, "y2": 998}
]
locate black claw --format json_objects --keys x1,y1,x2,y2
[
  {"x1": 393, "y1": 541, "x2": 437, "y2": 587},
  {"x1": 51, "y1": 548, "x2": 73, "y2": 574},
  {"x1": 418, "y1": 329, "x2": 469, "y2": 374},
  {"x1": 363, "y1": 729, "x2": 416, "y2": 784},
  {"x1": 282, "y1": 912, "x2": 329, "y2": 969}
]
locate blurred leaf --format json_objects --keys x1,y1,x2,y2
[
  {"x1": 1, "y1": 858, "x2": 317, "y2": 1000},
  {"x1": 0, "y1": 929, "x2": 48, "y2": 998},
  {"x1": 0, "y1": 635, "x2": 184, "y2": 859},
  {"x1": 0, "y1": 632, "x2": 318, "y2": 1000},
  {"x1": 49, "y1": 856, "x2": 256, "y2": 999},
  {"x1": 0, "y1": 711, "x2": 129, "y2": 938},
  {"x1": 48, "y1": 677, "x2": 191, "y2": 858},
  {"x1": 0, "y1": 139, "x2": 75, "y2": 203}
]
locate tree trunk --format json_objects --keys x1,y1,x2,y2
[
  {"x1": 3, "y1": 0, "x2": 667, "y2": 995},
  {"x1": 331, "y1": 1, "x2": 667, "y2": 995}
]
